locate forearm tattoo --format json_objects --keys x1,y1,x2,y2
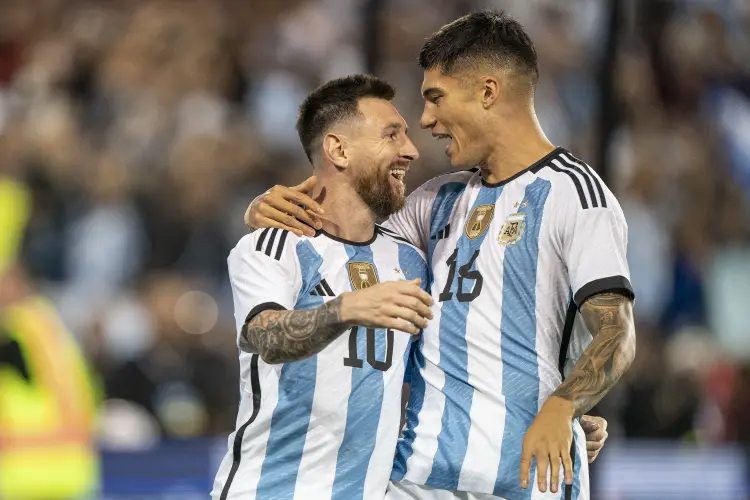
[
  {"x1": 241, "y1": 296, "x2": 349, "y2": 363},
  {"x1": 552, "y1": 292, "x2": 636, "y2": 417}
]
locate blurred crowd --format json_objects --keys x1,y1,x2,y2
[{"x1": 0, "y1": 0, "x2": 749, "y2": 454}]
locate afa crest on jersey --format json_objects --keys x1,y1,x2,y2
[
  {"x1": 497, "y1": 212, "x2": 526, "y2": 246},
  {"x1": 465, "y1": 204, "x2": 495, "y2": 239},
  {"x1": 347, "y1": 262, "x2": 380, "y2": 290}
]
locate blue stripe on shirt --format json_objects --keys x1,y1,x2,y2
[
  {"x1": 426, "y1": 186, "x2": 504, "y2": 490},
  {"x1": 428, "y1": 182, "x2": 467, "y2": 266},
  {"x1": 255, "y1": 240, "x2": 323, "y2": 499},
  {"x1": 393, "y1": 181, "x2": 466, "y2": 479},
  {"x1": 330, "y1": 244, "x2": 385, "y2": 500},
  {"x1": 494, "y1": 178, "x2": 552, "y2": 498}
]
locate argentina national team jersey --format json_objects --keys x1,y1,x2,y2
[
  {"x1": 212, "y1": 226, "x2": 429, "y2": 500},
  {"x1": 385, "y1": 148, "x2": 633, "y2": 499}
]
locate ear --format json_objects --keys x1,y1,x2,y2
[
  {"x1": 322, "y1": 132, "x2": 349, "y2": 169},
  {"x1": 481, "y1": 76, "x2": 501, "y2": 109}
]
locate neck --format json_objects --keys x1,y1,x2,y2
[
  {"x1": 482, "y1": 105, "x2": 556, "y2": 184},
  {"x1": 311, "y1": 171, "x2": 376, "y2": 243}
]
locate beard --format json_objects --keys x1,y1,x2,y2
[{"x1": 354, "y1": 166, "x2": 406, "y2": 221}]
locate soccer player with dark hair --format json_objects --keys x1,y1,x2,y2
[
  {"x1": 245, "y1": 11, "x2": 631, "y2": 500},
  {"x1": 213, "y1": 74, "x2": 435, "y2": 499}
]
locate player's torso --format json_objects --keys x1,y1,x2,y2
[
  {"x1": 218, "y1": 232, "x2": 426, "y2": 500},
  {"x1": 396, "y1": 169, "x2": 574, "y2": 495}
]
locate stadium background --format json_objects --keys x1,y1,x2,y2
[{"x1": 0, "y1": 0, "x2": 749, "y2": 498}]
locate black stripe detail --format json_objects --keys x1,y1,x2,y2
[
  {"x1": 565, "y1": 153, "x2": 607, "y2": 208},
  {"x1": 376, "y1": 225, "x2": 413, "y2": 246},
  {"x1": 245, "y1": 301, "x2": 287, "y2": 324},
  {"x1": 550, "y1": 164, "x2": 588, "y2": 209},
  {"x1": 274, "y1": 230, "x2": 289, "y2": 261},
  {"x1": 264, "y1": 228, "x2": 280, "y2": 257},
  {"x1": 314, "y1": 284, "x2": 325, "y2": 296},
  {"x1": 558, "y1": 158, "x2": 599, "y2": 208},
  {"x1": 255, "y1": 228, "x2": 270, "y2": 252},
  {"x1": 219, "y1": 353, "x2": 261, "y2": 500},
  {"x1": 444, "y1": 224, "x2": 450, "y2": 238},
  {"x1": 320, "y1": 279, "x2": 335, "y2": 297},
  {"x1": 310, "y1": 289, "x2": 318, "y2": 296},
  {"x1": 574, "y1": 275, "x2": 635, "y2": 308},
  {"x1": 558, "y1": 299, "x2": 578, "y2": 378}
]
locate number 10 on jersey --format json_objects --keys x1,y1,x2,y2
[{"x1": 343, "y1": 326, "x2": 394, "y2": 371}]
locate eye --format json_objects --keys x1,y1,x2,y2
[{"x1": 388, "y1": 132, "x2": 398, "y2": 140}]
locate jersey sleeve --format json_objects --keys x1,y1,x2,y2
[
  {"x1": 382, "y1": 183, "x2": 435, "y2": 253},
  {"x1": 556, "y1": 181, "x2": 635, "y2": 308},
  {"x1": 227, "y1": 230, "x2": 302, "y2": 343}
]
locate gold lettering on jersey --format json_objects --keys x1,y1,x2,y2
[
  {"x1": 347, "y1": 262, "x2": 380, "y2": 290},
  {"x1": 464, "y1": 204, "x2": 495, "y2": 240},
  {"x1": 497, "y1": 212, "x2": 526, "y2": 246}
]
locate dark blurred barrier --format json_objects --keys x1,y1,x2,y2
[{"x1": 95, "y1": 440, "x2": 750, "y2": 499}]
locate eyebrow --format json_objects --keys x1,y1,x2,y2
[{"x1": 384, "y1": 122, "x2": 408, "y2": 135}]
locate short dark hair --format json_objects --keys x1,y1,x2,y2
[
  {"x1": 296, "y1": 74, "x2": 396, "y2": 163},
  {"x1": 418, "y1": 11, "x2": 538, "y2": 85}
]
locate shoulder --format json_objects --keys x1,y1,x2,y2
[
  {"x1": 535, "y1": 149, "x2": 619, "y2": 212},
  {"x1": 408, "y1": 168, "x2": 478, "y2": 200},
  {"x1": 229, "y1": 228, "x2": 303, "y2": 265},
  {"x1": 376, "y1": 225, "x2": 427, "y2": 263}
]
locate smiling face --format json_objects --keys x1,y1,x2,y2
[
  {"x1": 347, "y1": 97, "x2": 419, "y2": 219},
  {"x1": 419, "y1": 68, "x2": 491, "y2": 168}
]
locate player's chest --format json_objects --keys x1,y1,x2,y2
[{"x1": 427, "y1": 178, "x2": 553, "y2": 300}]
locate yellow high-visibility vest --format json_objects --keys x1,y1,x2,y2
[{"x1": 0, "y1": 296, "x2": 99, "y2": 499}]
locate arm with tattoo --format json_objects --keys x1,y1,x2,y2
[
  {"x1": 241, "y1": 296, "x2": 349, "y2": 364},
  {"x1": 551, "y1": 292, "x2": 636, "y2": 417}
]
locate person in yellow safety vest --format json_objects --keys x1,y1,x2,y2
[{"x1": 0, "y1": 177, "x2": 100, "y2": 499}]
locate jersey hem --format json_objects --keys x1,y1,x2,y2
[{"x1": 573, "y1": 275, "x2": 634, "y2": 307}]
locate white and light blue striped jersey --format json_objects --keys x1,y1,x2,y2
[
  {"x1": 385, "y1": 147, "x2": 633, "y2": 499},
  {"x1": 212, "y1": 225, "x2": 429, "y2": 500}
]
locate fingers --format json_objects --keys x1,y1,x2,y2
[
  {"x1": 397, "y1": 280, "x2": 434, "y2": 307},
  {"x1": 587, "y1": 450, "x2": 599, "y2": 463},
  {"x1": 291, "y1": 175, "x2": 318, "y2": 194},
  {"x1": 258, "y1": 204, "x2": 317, "y2": 237},
  {"x1": 536, "y1": 453, "x2": 549, "y2": 493},
  {"x1": 253, "y1": 215, "x2": 308, "y2": 238},
  {"x1": 265, "y1": 197, "x2": 323, "y2": 231},
  {"x1": 381, "y1": 317, "x2": 420, "y2": 335},
  {"x1": 549, "y1": 455, "x2": 561, "y2": 494},
  {"x1": 580, "y1": 415, "x2": 600, "y2": 433},
  {"x1": 385, "y1": 305, "x2": 429, "y2": 330},
  {"x1": 393, "y1": 294, "x2": 434, "y2": 321},
  {"x1": 519, "y1": 452, "x2": 532, "y2": 489},
  {"x1": 562, "y1": 448, "x2": 574, "y2": 486},
  {"x1": 278, "y1": 185, "x2": 324, "y2": 215}
]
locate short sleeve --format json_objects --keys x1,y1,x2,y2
[
  {"x1": 382, "y1": 184, "x2": 434, "y2": 253},
  {"x1": 558, "y1": 183, "x2": 635, "y2": 308},
  {"x1": 227, "y1": 230, "x2": 302, "y2": 341}
]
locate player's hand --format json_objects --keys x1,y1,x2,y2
[
  {"x1": 580, "y1": 415, "x2": 608, "y2": 463},
  {"x1": 340, "y1": 279, "x2": 433, "y2": 335},
  {"x1": 520, "y1": 395, "x2": 575, "y2": 494},
  {"x1": 244, "y1": 176, "x2": 326, "y2": 237}
]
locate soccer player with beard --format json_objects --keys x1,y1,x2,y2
[
  {"x1": 244, "y1": 11, "x2": 630, "y2": 500},
  {"x1": 212, "y1": 75, "x2": 436, "y2": 500}
]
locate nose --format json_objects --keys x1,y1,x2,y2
[
  {"x1": 401, "y1": 135, "x2": 419, "y2": 161},
  {"x1": 420, "y1": 105, "x2": 436, "y2": 130}
]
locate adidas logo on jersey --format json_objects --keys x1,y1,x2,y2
[{"x1": 309, "y1": 279, "x2": 335, "y2": 297}]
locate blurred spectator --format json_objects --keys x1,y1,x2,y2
[{"x1": 0, "y1": 0, "x2": 746, "y2": 471}]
